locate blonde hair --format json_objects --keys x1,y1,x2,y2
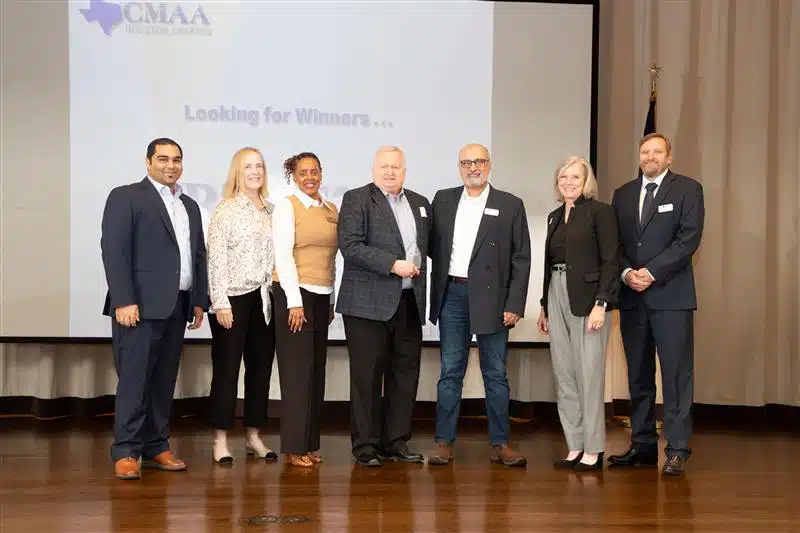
[
  {"x1": 553, "y1": 156, "x2": 598, "y2": 202},
  {"x1": 222, "y1": 147, "x2": 268, "y2": 200}
]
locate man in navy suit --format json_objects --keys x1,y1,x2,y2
[
  {"x1": 101, "y1": 138, "x2": 208, "y2": 480},
  {"x1": 609, "y1": 133, "x2": 705, "y2": 476}
]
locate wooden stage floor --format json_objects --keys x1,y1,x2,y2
[{"x1": 0, "y1": 417, "x2": 796, "y2": 533}]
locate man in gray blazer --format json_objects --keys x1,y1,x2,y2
[
  {"x1": 427, "y1": 143, "x2": 531, "y2": 467},
  {"x1": 101, "y1": 138, "x2": 208, "y2": 480},
  {"x1": 336, "y1": 145, "x2": 432, "y2": 467}
]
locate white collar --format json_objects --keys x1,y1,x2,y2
[
  {"x1": 460, "y1": 182, "x2": 491, "y2": 201},
  {"x1": 641, "y1": 170, "x2": 668, "y2": 189},
  {"x1": 294, "y1": 189, "x2": 334, "y2": 210},
  {"x1": 147, "y1": 175, "x2": 183, "y2": 197}
]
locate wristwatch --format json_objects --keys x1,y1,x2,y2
[{"x1": 595, "y1": 299, "x2": 607, "y2": 308}]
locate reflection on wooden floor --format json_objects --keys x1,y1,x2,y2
[{"x1": 0, "y1": 418, "x2": 796, "y2": 532}]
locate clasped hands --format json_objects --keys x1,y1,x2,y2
[
  {"x1": 625, "y1": 268, "x2": 654, "y2": 292},
  {"x1": 391, "y1": 259, "x2": 421, "y2": 279}
]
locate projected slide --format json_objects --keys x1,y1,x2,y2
[{"x1": 67, "y1": 1, "x2": 594, "y2": 342}]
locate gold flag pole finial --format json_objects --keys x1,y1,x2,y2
[{"x1": 648, "y1": 63, "x2": 662, "y2": 101}]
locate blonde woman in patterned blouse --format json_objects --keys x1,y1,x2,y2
[{"x1": 206, "y1": 146, "x2": 278, "y2": 465}]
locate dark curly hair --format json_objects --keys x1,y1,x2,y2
[{"x1": 283, "y1": 152, "x2": 322, "y2": 183}]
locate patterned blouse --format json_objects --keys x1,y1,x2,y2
[{"x1": 207, "y1": 193, "x2": 274, "y2": 324}]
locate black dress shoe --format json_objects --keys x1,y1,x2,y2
[
  {"x1": 554, "y1": 453, "x2": 583, "y2": 469},
  {"x1": 355, "y1": 453, "x2": 383, "y2": 467},
  {"x1": 379, "y1": 443, "x2": 424, "y2": 464},
  {"x1": 573, "y1": 452, "x2": 603, "y2": 472},
  {"x1": 607, "y1": 447, "x2": 658, "y2": 467},
  {"x1": 662, "y1": 455, "x2": 685, "y2": 476}
]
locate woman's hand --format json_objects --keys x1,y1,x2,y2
[
  {"x1": 288, "y1": 307, "x2": 307, "y2": 333},
  {"x1": 586, "y1": 305, "x2": 606, "y2": 332},
  {"x1": 536, "y1": 308, "x2": 549, "y2": 335},
  {"x1": 215, "y1": 308, "x2": 233, "y2": 329}
]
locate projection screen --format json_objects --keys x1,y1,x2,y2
[{"x1": 0, "y1": 0, "x2": 597, "y2": 344}]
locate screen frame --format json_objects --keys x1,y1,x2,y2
[{"x1": 0, "y1": 0, "x2": 600, "y2": 348}]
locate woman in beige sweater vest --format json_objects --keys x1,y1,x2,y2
[{"x1": 272, "y1": 152, "x2": 338, "y2": 467}]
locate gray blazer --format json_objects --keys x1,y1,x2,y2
[
  {"x1": 101, "y1": 177, "x2": 209, "y2": 321},
  {"x1": 429, "y1": 185, "x2": 531, "y2": 335},
  {"x1": 335, "y1": 182, "x2": 432, "y2": 323}
]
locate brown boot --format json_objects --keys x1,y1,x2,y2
[
  {"x1": 114, "y1": 457, "x2": 140, "y2": 480},
  {"x1": 490, "y1": 444, "x2": 527, "y2": 467},
  {"x1": 427, "y1": 441, "x2": 453, "y2": 466}
]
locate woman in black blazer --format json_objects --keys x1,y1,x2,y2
[{"x1": 537, "y1": 156, "x2": 620, "y2": 471}]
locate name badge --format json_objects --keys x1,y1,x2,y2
[
  {"x1": 419, "y1": 206, "x2": 427, "y2": 218},
  {"x1": 657, "y1": 203, "x2": 674, "y2": 213},
  {"x1": 484, "y1": 208, "x2": 499, "y2": 217}
]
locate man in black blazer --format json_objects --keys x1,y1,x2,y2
[
  {"x1": 336, "y1": 145, "x2": 432, "y2": 467},
  {"x1": 427, "y1": 143, "x2": 531, "y2": 467},
  {"x1": 609, "y1": 133, "x2": 705, "y2": 476},
  {"x1": 101, "y1": 137, "x2": 208, "y2": 480}
]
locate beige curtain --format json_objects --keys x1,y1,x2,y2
[
  {"x1": 1, "y1": 0, "x2": 797, "y2": 410},
  {"x1": 597, "y1": 0, "x2": 800, "y2": 407}
]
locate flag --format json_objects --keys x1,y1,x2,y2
[{"x1": 637, "y1": 93, "x2": 657, "y2": 178}]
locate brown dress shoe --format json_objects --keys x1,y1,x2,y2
[
  {"x1": 490, "y1": 444, "x2": 527, "y2": 467},
  {"x1": 115, "y1": 457, "x2": 140, "y2": 480},
  {"x1": 142, "y1": 451, "x2": 187, "y2": 471},
  {"x1": 427, "y1": 442, "x2": 453, "y2": 466}
]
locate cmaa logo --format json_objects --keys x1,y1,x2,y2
[{"x1": 80, "y1": 1, "x2": 211, "y2": 37}]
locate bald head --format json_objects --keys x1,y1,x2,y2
[
  {"x1": 458, "y1": 143, "x2": 491, "y2": 193},
  {"x1": 458, "y1": 143, "x2": 489, "y2": 161}
]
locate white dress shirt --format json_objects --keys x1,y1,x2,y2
[
  {"x1": 147, "y1": 176, "x2": 192, "y2": 291},
  {"x1": 638, "y1": 169, "x2": 668, "y2": 219},
  {"x1": 448, "y1": 183, "x2": 491, "y2": 278},
  {"x1": 272, "y1": 190, "x2": 336, "y2": 309},
  {"x1": 621, "y1": 169, "x2": 668, "y2": 283}
]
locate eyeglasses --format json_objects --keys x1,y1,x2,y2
[{"x1": 459, "y1": 158, "x2": 489, "y2": 169}]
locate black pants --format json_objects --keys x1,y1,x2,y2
[
  {"x1": 111, "y1": 291, "x2": 188, "y2": 462},
  {"x1": 208, "y1": 288, "x2": 275, "y2": 430},
  {"x1": 273, "y1": 283, "x2": 330, "y2": 454},
  {"x1": 620, "y1": 305, "x2": 694, "y2": 459},
  {"x1": 342, "y1": 290, "x2": 422, "y2": 459}
]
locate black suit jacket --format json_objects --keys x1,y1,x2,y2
[
  {"x1": 540, "y1": 196, "x2": 620, "y2": 318},
  {"x1": 336, "y1": 182, "x2": 432, "y2": 323},
  {"x1": 101, "y1": 177, "x2": 209, "y2": 321},
  {"x1": 611, "y1": 170, "x2": 705, "y2": 311},
  {"x1": 429, "y1": 185, "x2": 531, "y2": 335}
]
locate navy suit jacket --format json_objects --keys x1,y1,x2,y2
[
  {"x1": 101, "y1": 177, "x2": 209, "y2": 321},
  {"x1": 611, "y1": 170, "x2": 705, "y2": 311}
]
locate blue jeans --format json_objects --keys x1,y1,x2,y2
[{"x1": 435, "y1": 280, "x2": 510, "y2": 446}]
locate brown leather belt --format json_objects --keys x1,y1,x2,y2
[{"x1": 449, "y1": 276, "x2": 468, "y2": 284}]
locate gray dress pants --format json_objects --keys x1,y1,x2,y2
[{"x1": 547, "y1": 270, "x2": 609, "y2": 453}]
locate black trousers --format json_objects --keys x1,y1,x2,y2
[
  {"x1": 111, "y1": 291, "x2": 188, "y2": 462},
  {"x1": 208, "y1": 288, "x2": 275, "y2": 430},
  {"x1": 619, "y1": 305, "x2": 694, "y2": 459},
  {"x1": 342, "y1": 290, "x2": 422, "y2": 459},
  {"x1": 273, "y1": 283, "x2": 330, "y2": 454}
]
